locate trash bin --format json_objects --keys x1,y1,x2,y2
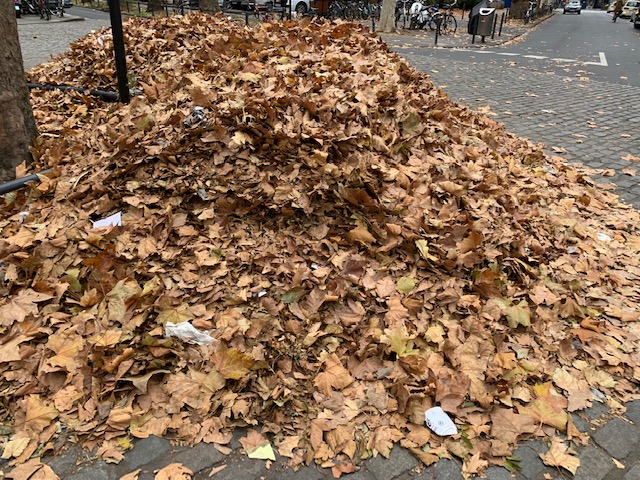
[{"x1": 475, "y1": 7, "x2": 496, "y2": 36}]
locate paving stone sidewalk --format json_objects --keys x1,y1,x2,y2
[{"x1": 10, "y1": 9, "x2": 640, "y2": 480}]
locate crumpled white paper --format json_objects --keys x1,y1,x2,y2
[
  {"x1": 165, "y1": 321, "x2": 213, "y2": 345},
  {"x1": 92, "y1": 211, "x2": 122, "y2": 229},
  {"x1": 425, "y1": 406, "x2": 458, "y2": 436}
]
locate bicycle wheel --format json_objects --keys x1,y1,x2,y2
[
  {"x1": 427, "y1": 14, "x2": 440, "y2": 31},
  {"x1": 327, "y1": 1, "x2": 342, "y2": 18},
  {"x1": 443, "y1": 13, "x2": 456, "y2": 33}
]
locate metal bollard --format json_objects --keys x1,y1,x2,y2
[{"x1": 498, "y1": 11, "x2": 505, "y2": 35}]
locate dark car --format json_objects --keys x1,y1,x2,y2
[
  {"x1": 633, "y1": 4, "x2": 640, "y2": 26},
  {"x1": 46, "y1": 0, "x2": 72, "y2": 8}
]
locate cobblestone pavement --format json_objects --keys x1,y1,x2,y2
[
  {"x1": 18, "y1": 13, "x2": 108, "y2": 70},
  {"x1": 11, "y1": 10, "x2": 640, "y2": 480},
  {"x1": 382, "y1": 24, "x2": 640, "y2": 208}
]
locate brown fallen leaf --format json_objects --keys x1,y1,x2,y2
[
  {"x1": 208, "y1": 465, "x2": 227, "y2": 476},
  {"x1": 540, "y1": 439, "x2": 580, "y2": 475},
  {"x1": 119, "y1": 469, "x2": 141, "y2": 480},
  {"x1": 154, "y1": 464, "x2": 193, "y2": 480}
]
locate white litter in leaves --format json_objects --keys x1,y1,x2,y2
[{"x1": 165, "y1": 321, "x2": 213, "y2": 345}]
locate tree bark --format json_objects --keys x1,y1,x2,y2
[
  {"x1": 199, "y1": 0, "x2": 221, "y2": 14},
  {"x1": 376, "y1": 0, "x2": 397, "y2": 33},
  {"x1": 0, "y1": 0, "x2": 37, "y2": 183}
]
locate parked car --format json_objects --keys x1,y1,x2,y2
[
  {"x1": 632, "y1": 4, "x2": 640, "y2": 25},
  {"x1": 563, "y1": 0, "x2": 581, "y2": 12},
  {"x1": 606, "y1": 0, "x2": 616, "y2": 10},
  {"x1": 620, "y1": 0, "x2": 638, "y2": 16},
  {"x1": 254, "y1": 0, "x2": 310, "y2": 14},
  {"x1": 46, "y1": 0, "x2": 72, "y2": 8}
]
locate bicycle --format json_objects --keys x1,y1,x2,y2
[
  {"x1": 523, "y1": 0, "x2": 536, "y2": 23},
  {"x1": 35, "y1": 0, "x2": 51, "y2": 20},
  {"x1": 172, "y1": 0, "x2": 188, "y2": 14},
  {"x1": 430, "y1": 0, "x2": 457, "y2": 33},
  {"x1": 254, "y1": 2, "x2": 276, "y2": 21},
  {"x1": 395, "y1": 0, "x2": 412, "y2": 27},
  {"x1": 49, "y1": 0, "x2": 64, "y2": 17}
]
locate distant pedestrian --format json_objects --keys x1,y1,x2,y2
[{"x1": 612, "y1": 0, "x2": 623, "y2": 21}]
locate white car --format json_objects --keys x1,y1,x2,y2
[
  {"x1": 254, "y1": 0, "x2": 310, "y2": 14},
  {"x1": 563, "y1": 0, "x2": 581, "y2": 13},
  {"x1": 621, "y1": 0, "x2": 639, "y2": 17}
]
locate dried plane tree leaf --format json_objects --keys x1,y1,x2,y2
[
  {"x1": 1, "y1": 13, "x2": 639, "y2": 479},
  {"x1": 539, "y1": 439, "x2": 580, "y2": 474},
  {"x1": 154, "y1": 463, "x2": 193, "y2": 480}
]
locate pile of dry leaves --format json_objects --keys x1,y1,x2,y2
[{"x1": 2, "y1": 13, "x2": 640, "y2": 478}]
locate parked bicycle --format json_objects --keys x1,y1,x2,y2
[
  {"x1": 327, "y1": 0, "x2": 374, "y2": 20},
  {"x1": 49, "y1": 0, "x2": 64, "y2": 17},
  {"x1": 35, "y1": 0, "x2": 52, "y2": 20},
  {"x1": 408, "y1": 0, "x2": 438, "y2": 29},
  {"x1": 523, "y1": 0, "x2": 537, "y2": 23},
  {"x1": 395, "y1": 0, "x2": 412, "y2": 28},
  {"x1": 432, "y1": 0, "x2": 457, "y2": 33},
  {"x1": 254, "y1": 2, "x2": 276, "y2": 20},
  {"x1": 172, "y1": 0, "x2": 188, "y2": 14}
]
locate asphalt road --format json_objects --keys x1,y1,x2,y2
[
  {"x1": 69, "y1": 3, "x2": 113, "y2": 19},
  {"x1": 407, "y1": 9, "x2": 640, "y2": 87}
]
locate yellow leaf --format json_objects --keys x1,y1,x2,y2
[
  {"x1": 520, "y1": 383, "x2": 568, "y2": 431},
  {"x1": 396, "y1": 277, "x2": 416, "y2": 294},
  {"x1": 381, "y1": 324, "x2": 418, "y2": 357},
  {"x1": 246, "y1": 442, "x2": 276, "y2": 461},
  {"x1": 211, "y1": 346, "x2": 255, "y2": 380},
  {"x1": 415, "y1": 240, "x2": 438, "y2": 262}
]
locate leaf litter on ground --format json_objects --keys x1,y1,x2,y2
[{"x1": 2, "y1": 12, "x2": 640, "y2": 479}]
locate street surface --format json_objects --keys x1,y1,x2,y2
[
  {"x1": 11, "y1": 7, "x2": 640, "y2": 480},
  {"x1": 392, "y1": 9, "x2": 640, "y2": 207}
]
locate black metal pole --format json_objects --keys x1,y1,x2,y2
[
  {"x1": 498, "y1": 11, "x2": 505, "y2": 35},
  {"x1": 107, "y1": 0, "x2": 130, "y2": 104},
  {"x1": 0, "y1": 170, "x2": 53, "y2": 196},
  {"x1": 28, "y1": 83, "x2": 120, "y2": 102},
  {"x1": 491, "y1": 13, "x2": 497, "y2": 38}
]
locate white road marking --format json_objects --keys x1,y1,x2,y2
[
  {"x1": 455, "y1": 50, "x2": 608, "y2": 67},
  {"x1": 584, "y1": 52, "x2": 608, "y2": 66}
]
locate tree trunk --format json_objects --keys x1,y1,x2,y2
[
  {"x1": 0, "y1": 0, "x2": 37, "y2": 183},
  {"x1": 376, "y1": 0, "x2": 397, "y2": 32},
  {"x1": 200, "y1": 0, "x2": 221, "y2": 13}
]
